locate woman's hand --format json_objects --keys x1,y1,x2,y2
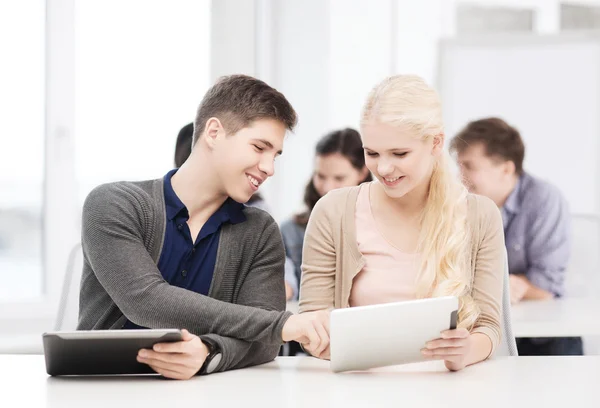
[
  {"x1": 421, "y1": 328, "x2": 474, "y2": 371},
  {"x1": 137, "y1": 329, "x2": 209, "y2": 380}
]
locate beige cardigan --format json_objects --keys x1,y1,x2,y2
[{"x1": 298, "y1": 183, "x2": 505, "y2": 353}]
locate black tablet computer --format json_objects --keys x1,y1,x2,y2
[{"x1": 43, "y1": 329, "x2": 183, "y2": 376}]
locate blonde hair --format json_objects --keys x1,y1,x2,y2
[{"x1": 361, "y1": 75, "x2": 479, "y2": 328}]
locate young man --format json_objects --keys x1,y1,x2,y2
[
  {"x1": 78, "y1": 75, "x2": 329, "y2": 379},
  {"x1": 450, "y1": 117, "x2": 582, "y2": 355},
  {"x1": 173, "y1": 121, "x2": 299, "y2": 300}
]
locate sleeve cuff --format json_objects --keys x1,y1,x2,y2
[
  {"x1": 198, "y1": 334, "x2": 225, "y2": 374},
  {"x1": 471, "y1": 326, "x2": 499, "y2": 359},
  {"x1": 275, "y1": 311, "x2": 294, "y2": 344},
  {"x1": 528, "y1": 271, "x2": 563, "y2": 297}
]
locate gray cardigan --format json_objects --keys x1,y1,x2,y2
[{"x1": 78, "y1": 179, "x2": 292, "y2": 373}]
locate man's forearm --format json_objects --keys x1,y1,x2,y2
[{"x1": 200, "y1": 333, "x2": 281, "y2": 373}]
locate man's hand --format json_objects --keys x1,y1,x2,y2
[
  {"x1": 282, "y1": 311, "x2": 330, "y2": 358},
  {"x1": 137, "y1": 329, "x2": 209, "y2": 380},
  {"x1": 509, "y1": 274, "x2": 531, "y2": 304}
]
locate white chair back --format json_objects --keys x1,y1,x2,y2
[
  {"x1": 54, "y1": 243, "x2": 84, "y2": 331},
  {"x1": 494, "y1": 250, "x2": 519, "y2": 357}
]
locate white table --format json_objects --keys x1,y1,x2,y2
[
  {"x1": 3, "y1": 299, "x2": 599, "y2": 355},
  {"x1": 288, "y1": 298, "x2": 600, "y2": 338},
  {"x1": 2, "y1": 355, "x2": 599, "y2": 407},
  {"x1": 511, "y1": 298, "x2": 600, "y2": 338},
  {"x1": 0, "y1": 333, "x2": 42, "y2": 354}
]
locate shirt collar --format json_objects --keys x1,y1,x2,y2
[
  {"x1": 219, "y1": 198, "x2": 247, "y2": 225},
  {"x1": 163, "y1": 169, "x2": 246, "y2": 225},
  {"x1": 502, "y1": 174, "x2": 523, "y2": 215},
  {"x1": 164, "y1": 169, "x2": 186, "y2": 221}
]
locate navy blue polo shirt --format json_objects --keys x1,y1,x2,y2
[{"x1": 123, "y1": 169, "x2": 246, "y2": 329}]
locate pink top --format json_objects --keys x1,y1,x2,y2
[{"x1": 349, "y1": 183, "x2": 420, "y2": 307}]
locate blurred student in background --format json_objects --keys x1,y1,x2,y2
[
  {"x1": 280, "y1": 128, "x2": 372, "y2": 301},
  {"x1": 300, "y1": 75, "x2": 506, "y2": 371},
  {"x1": 450, "y1": 117, "x2": 581, "y2": 356}
]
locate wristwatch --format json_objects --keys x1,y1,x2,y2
[{"x1": 199, "y1": 337, "x2": 222, "y2": 375}]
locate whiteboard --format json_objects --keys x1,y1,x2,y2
[{"x1": 437, "y1": 34, "x2": 600, "y2": 216}]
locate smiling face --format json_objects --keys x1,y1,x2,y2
[
  {"x1": 360, "y1": 121, "x2": 443, "y2": 200},
  {"x1": 208, "y1": 118, "x2": 286, "y2": 203}
]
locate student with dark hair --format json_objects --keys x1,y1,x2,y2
[
  {"x1": 281, "y1": 127, "x2": 372, "y2": 300},
  {"x1": 174, "y1": 122, "x2": 270, "y2": 211},
  {"x1": 450, "y1": 117, "x2": 580, "y2": 356},
  {"x1": 175, "y1": 122, "x2": 298, "y2": 298},
  {"x1": 78, "y1": 75, "x2": 330, "y2": 380}
]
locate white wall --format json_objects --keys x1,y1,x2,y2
[{"x1": 211, "y1": 0, "x2": 600, "y2": 222}]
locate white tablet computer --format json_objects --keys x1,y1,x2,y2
[
  {"x1": 43, "y1": 329, "x2": 183, "y2": 376},
  {"x1": 330, "y1": 296, "x2": 458, "y2": 372}
]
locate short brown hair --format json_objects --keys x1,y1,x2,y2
[
  {"x1": 193, "y1": 74, "x2": 297, "y2": 144},
  {"x1": 450, "y1": 117, "x2": 525, "y2": 175}
]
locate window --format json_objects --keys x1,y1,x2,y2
[
  {"x1": 1, "y1": 1, "x2": 210, "y2": 342},
  {"x1": 0, "y1": 0, "x2": 45, "y2": 301},
  {"x1": 74, "y1": 0, "x2": 211, "y2": 202},
  {"x1": 456, "y1": 4, "x2": 534, "y2": 34},
  {"x1": 561, "y1": 3, "x2": 600, "y2": 30}
]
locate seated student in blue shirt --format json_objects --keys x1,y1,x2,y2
[
  {"x1": 450, "y1": 117, "x2": 582, "y2": 355},
  {"x1": 78, "y1": 75, "x2": 330, "y2": 380},
  {"x1": 174, "y1": 122, "x2": 298, "y2": 300}
]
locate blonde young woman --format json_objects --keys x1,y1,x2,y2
[{"x1": 299, "y1": 75, "x2": 505, "y2": 371}]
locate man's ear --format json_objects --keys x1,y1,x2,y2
[
  {"x1": 432, "y1": 132, "x2": 445, "y2": 156},
  {"x1": 202, "y1": 117, "x2": 224, "y2": 150},
  {"x1": 503, "y1": 160, "x2": 516, "y2": 177}
]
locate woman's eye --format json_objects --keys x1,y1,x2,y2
[
  {"x1": 366, "y1": 152, "x2": 378, "y2": 157},
  {"x1": 394, "y1": 152, "x2": 408, "y2": 157},
  {"x1": 253, "y1": 145, "x2": 264, "y2": 151}
]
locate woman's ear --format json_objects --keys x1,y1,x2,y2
[{"x1": 432, "y1": 132, "x2": 445, "y2": 156}]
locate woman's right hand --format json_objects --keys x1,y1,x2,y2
[{"x1": 282, "y1": 310, "x2": 330, "y2": 357}]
